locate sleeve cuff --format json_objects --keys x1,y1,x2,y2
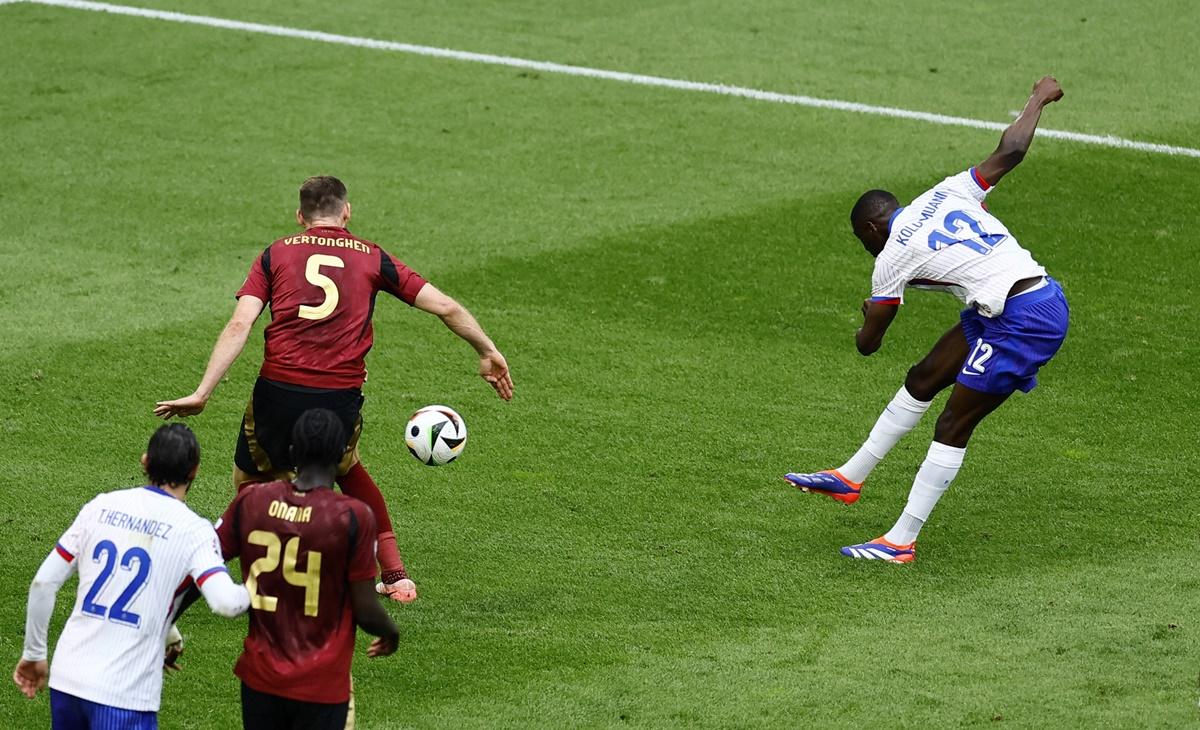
[
  {"x1": 869, "y1": 297, "x2": 902, "y2": 305},
  {"x1": 969, "y1": 167, "x2": 992, "y2": 192},
  {"x1": 54, "y1": 544, "x2": 75, "y2": 562},
  {"x1": 195, "y1": 566, "x2": 228, "y2": 587}
]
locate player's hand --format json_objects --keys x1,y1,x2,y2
[
  {"x1": 392, "y1": 578, "x2": 417, "y2": 603},
  {"x1": 479, "y1": 350, "x2": 514, "y2": 401},
  {"x1": 154, "y1": 393, "x2": 209, "y2": 419},
  {"x1": 367, "y1": 634, "x2": 399, "y2": 658},
  {"x1": 164, "y1": 625, "x2": 185, "y2": 672},
  {"x1": 1032, "y1": 75, "x2": 1063, "y2": 105},
  {"x1": 12, "y1": 659, "x2": 48, "y2": 699}
]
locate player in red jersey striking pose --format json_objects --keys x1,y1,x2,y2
[
  {"x1": 216, "y1": 408, "x2": 399, "y2": 729},
  {"x1": 155, "y1": 176, "x2": 513, "y2": 601}
]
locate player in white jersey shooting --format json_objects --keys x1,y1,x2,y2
[
  {"x1": 785, "y1": 76, "x2": 1069, "y2": 563},
  {"x1": 13, "y1": 423, "x2": 250, "y2": 728}
]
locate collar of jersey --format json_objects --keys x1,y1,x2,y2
[
  {"x1": 307, "y1": 226, "x2": 349, "y2": 234},
  {"x1": 143, "y1": 485, "x2": 173, "y2": 498},
  {"x1": 887, "y1": 207, "x2": 905, "y2": 234}
]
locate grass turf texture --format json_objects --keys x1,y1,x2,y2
[{"x1": 2, "y1": 0, "x2": 1198, "y2": 727}]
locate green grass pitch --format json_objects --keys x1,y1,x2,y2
[{"x1": 2, "y1": 1, "x2": 1199, "y2": 727}]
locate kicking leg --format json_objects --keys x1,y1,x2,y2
[
  {"x1": 845, "y1": 383, "x2": 1010, "y2": 563},
  {"x1": 336, "y1": 456, "x2": 416, "y2": 603},
  {"x1": 785, "y1": 323, "x2": 968, "y2": 502}
]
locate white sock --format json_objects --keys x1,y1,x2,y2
[
  {"x1": 837, "y1": 386, "x2": 932, "y2": 484},
  {"x1": 883, "y1": 441, "x2": 966, "y2": 545}
]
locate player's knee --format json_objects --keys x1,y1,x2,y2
[
  {"x1": 905, "y1": 361, "x2": 943, "y2": 402},
  {"x1": 933, "y1": 408, "x2": 973, "y2": 448}
]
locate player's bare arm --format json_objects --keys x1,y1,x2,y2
[
  {"x1": 348, "y1": 580, "x2": 400, "y2": 657},
  {"x1": 414, "y1": 284, "x2": 514, "y2": 401},
  {"x1": 154, "y1": 295, "x2": 266, "y2": 418},
  {"x1": 976, "y1": 76, "x2": 1064, "y2": 185},
  {"x1": 856, "y1": 299, "x2": 899, "y2": 356}
]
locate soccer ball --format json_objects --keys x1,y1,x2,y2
[{"x1": 404, "y1": 405, "x2": 467, "y2": 466}]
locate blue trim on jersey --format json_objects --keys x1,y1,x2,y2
[
  {"x1": 51, "y1": 689, "x2": 158, "y2": 729},
  {"x1": 969, "y1": 167, "x2": 991, "y2": 191},
  {"x1": 55, "y1": 543, "x2": 75, "y2": 561},
  {"x1": 887, "y1": 207, "x2": 905, "y2": 234},
  {"x1": 142, "y1": 486, "x2": 173, "y2": 498},
  {"x1": 195, "y1": 566, "x2": 228, "y2": 586}
]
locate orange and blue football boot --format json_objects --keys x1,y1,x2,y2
[
  {"x1": 840, "y1": 536, "x2": 915, "y2": 564},
  {"x1": 783, "y1": 470, "x2": 862, "y2": 504}
]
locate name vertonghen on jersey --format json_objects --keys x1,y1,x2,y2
[{"x1": 280, "y1": 234, "x2": 373, "y2": 253}]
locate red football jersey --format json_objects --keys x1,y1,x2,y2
[
  {"x1": 216, "y1": 481, "x2": 378, "y2": 704},
  {"x1": 237, "y1": 226, "x2": 427, "y2": 389}
]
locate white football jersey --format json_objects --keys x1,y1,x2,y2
[
  {"x1": 870, "y1": 167, "x2": 1046, "y2": 317},
  {"x1": 48, "y1": 487, "x2": 228, "y2": 712}
]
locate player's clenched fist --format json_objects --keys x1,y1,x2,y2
[{"x1": 1032, "y1": 76, "x2": 1063, "y2": 105}]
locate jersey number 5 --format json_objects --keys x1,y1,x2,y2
[
  {"x1": 298, "y1": 254, "x2": 345, "y2": 321},
  {"x1": 245, "y1": 530, "x2": 323, "y2": 617}
]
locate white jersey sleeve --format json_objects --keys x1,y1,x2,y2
[
  {"x1": 54, "y1": 496, "x2": 99, "y2": 562},
  {"x1": 941, "y1": 167, "x2": 994, "y2": 204},
  {"x1": 186, "y1": 522, "x2": 249, "y2": 617},
  {"x1": 870, "y1": 256, "x2": 907, "y2": 304}
]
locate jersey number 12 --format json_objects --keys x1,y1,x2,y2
[{"x1": 927, "y1": 211, "x2": 1007, "y2": 254}]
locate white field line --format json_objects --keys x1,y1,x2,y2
[{"x1": 12, "y1": 0, "x2": 1200, "y2": 159}]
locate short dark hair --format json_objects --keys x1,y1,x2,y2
[
  {"x1": 850, "y1": 189, "x2": 899, "y2": 226},
  {"x1": 299, "y1": 176, "x2": 348, "y2": 221},
  {"x1": 291, "y1": 409, "x2": 348, "y2": 469},
  {"x1": 146, "y1": 423, "x2": 200, "y2": 486}
]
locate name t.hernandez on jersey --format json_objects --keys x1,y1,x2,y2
[{"x1": 870, "y1": 167, "x2": 1046, "y2": 318}]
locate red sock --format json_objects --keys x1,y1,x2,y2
[{"x1": 336, "y1": 463, "x2": 406, "y2": 579}]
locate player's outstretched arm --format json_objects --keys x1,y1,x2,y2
[
  {"x1": 154, "y1": 295, "x2": 265, "y2": 418},
  {"x1": 14, "y1": 551, "x2": 74, "y2": 698},
  {"x1": 976, "y1": 76, "x2": 1064, "y2": 186},
  {"x1": 414, "y1": 284, "x2": 514, "y2": 401},
  {"x1": 348, "y1": 580, "x2": 400, "y2": 657}
]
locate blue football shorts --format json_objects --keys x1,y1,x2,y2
[
  {"x1": 958, "y1": 277, "x2": 1069, "y2": 395},
  {"x1": 51, "y1": 689, "x2": 158, "y2": 730}
]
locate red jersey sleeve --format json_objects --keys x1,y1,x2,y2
[
  {"x1": 237, "y1": 247, "x2": 273, "y2": 301},
  {"x1": 215, "y1": 491, "x2": 246, "y2": 561},
  {"x1": 378, "y1": 248, "x2": 427, "y2": 305},
  {"x1": 346, "y1": 500, "x2": 378, "y2": 582}
]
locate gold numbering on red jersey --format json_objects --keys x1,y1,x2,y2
[
  {"x1": 246, "y1": 530, "x2": 323, "y2": 618},
  {"x1": 299, "y1": 254, "x2": 345, "y2": 321}
]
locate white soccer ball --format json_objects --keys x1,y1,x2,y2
[{"x1": 404, "y1": 405, "x2": 467, "y2": 466}]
